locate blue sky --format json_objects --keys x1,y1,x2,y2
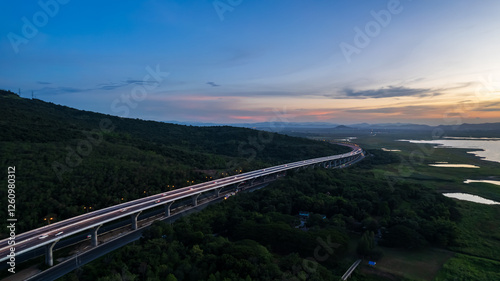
[{"x1": 2, "y1": 0, "x2": 500, "y2": 125}]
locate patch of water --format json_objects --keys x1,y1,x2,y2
[
  {"x1": 464, "y1": 179, "x2": 500, "y2": 186},
  {"x1": 429, "y1": 164, "x2": 480, "y2": 168},
  {"x1": 443, "y1": 193, "x2": 500, "y2": 205}
]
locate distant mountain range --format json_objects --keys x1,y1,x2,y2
[{"x1": 167, "y1": 121, "x2": 500, "y2": 132}]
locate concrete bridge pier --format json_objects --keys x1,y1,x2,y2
[
  {"x1": 45, "y1": 239, "x2": 59, "y2": 266},
  {"x1": 165, "y1": 201, "x2": 175, "y2": 217},
  {"x1": 130, "y1": 211, "x2": 142, "y2": 230},
  {"x1": 214, "y1": 188, "x2": 222, "y2": 198},
  {"x1": 237, "y1": 182, "x2": 245, "y2": 190},
  {"x1": 91, "y1": 224, "x2": 102, "y2": 247},
  {"x1": 192, "y1": 193, "x2": 201, "y2": 206}
]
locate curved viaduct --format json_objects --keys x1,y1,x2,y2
[{"x1": 1, "y1": 143, "x2": 365, "y2": 267}]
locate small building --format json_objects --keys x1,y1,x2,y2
[{"x1": 299, "y1": 211, "x2": 310, "y2": 218}]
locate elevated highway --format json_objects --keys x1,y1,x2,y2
[{"x1": 1, "y1": 143, "x2": 365, "y2": 267}]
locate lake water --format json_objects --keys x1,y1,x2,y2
[
  {"x1": 429, "y1": 164, "x2": 480, "y2": 168},
  {"x1": 398, "y1": 138, "x2": 500, "y2": 205},
  {"x1": 335, "y1": 137, "x2": 357, "y2": 142},
  {"x1": 443, "y1": 193, "x2": 500, "y2": 205},
  {"x1": 382, "y1": 148, "x2": 401, "y2": 152},
  {"x1": 464, "y1": 179, "x2": 500, "y2": 186},
  {"x1": 398, "y1": 139, "x2": 500, "y2": 163}
]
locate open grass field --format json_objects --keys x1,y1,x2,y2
[
  {"x1": 344, "y1": 237, "x2": 454, "y2": 281},
  {"x1": 451, "y1": 201, "x2": 500, "y2": 261},
  {"x1": 434, "y1": 253, "x2": 500, "y2": 281},
  {"x1": 310, "y1": 131, "x2": 500, "y2": 280},
  {"x1": 354, "y1": 134, "x2": 500, "y2": 255},
  {"x1": 365, "y1": 247, "x2": 454, "y2": 281}
]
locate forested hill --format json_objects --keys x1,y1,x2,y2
[{"x1": 0, "y1": 89, "x2": 349, "y2": 234}]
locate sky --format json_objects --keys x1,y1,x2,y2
[{"x1": 1, "y1": 0, "x2": 500, "y2": 125}]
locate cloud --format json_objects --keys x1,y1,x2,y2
[
  {"x1": 474, "y1": 101, "x2": 500, "y2": 112},
  {"x1": 124, "y1": 79, "x2": 160, "y2": 86},
  {"x1": 346, "y1": 107, "x2": 403, "y2": 114},
  {"x1": 97, "y1": 79, "x2": 160, "y2": 91},
  {"x1": 476, "y1": 107, "x2": 500, "y2": 112},
  {"x1": 97, "y1": 83, "x2": 123, "y2": 91},
  {"x1": 345, "y1": 105, "x2": 443, "y2": 116},
  {"x1": 36, "y1": 86, "x2": 88, "y2": 95},
  {"x1": 35, "y1": 76, "x2": 162, "y2": 95},
  {"x1": 329, "y1": 82, "x2": 474, "y2": 100},
  {"x1": 206, "y1": 82, "x2": 220, "y2": 87},
  {"x1": 339, "y1": 86, "x2": 435, "y2": 99}
]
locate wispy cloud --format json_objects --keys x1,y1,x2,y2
[
  {"x1": 345, "y1": 105, "x2": 434, "y2": 114},
  {"x1": 97, "y1": 83, "x2": 123, "y2": 91},
  {"x1": 35, "y1": 78, "x2": 162, "y2": 95},
  {"x1": 206, "y1": 82, "x2": 220, "y2": 87},
  {"x1": 97, "y1": 79, "x2": 160, "y2": 91},
  {"x1": 36, "y1": 86, "x2": 88, "y2": 95},
  {"x1": 476, "y1": 107, "x2": 500, "y2": 112},
  {"x1": 124, "y1": 79, "x2": 159, "y2": 86},
  {"x1": 339, "y1": 86, "x2": 435, "y2": 99},
  {"x1": 474, "y1": 101, "x2": 500, "y2": 112},
  {"x1": 328, "y1": 82, "x2": 475, "y2": 100}
]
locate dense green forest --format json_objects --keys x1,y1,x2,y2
[
  {"x1": 0, "y1": 89, "x2": 349, "y2": 234},
  {"x1": 60, "y1": 154, "x2": 461, "y2": 280}
]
